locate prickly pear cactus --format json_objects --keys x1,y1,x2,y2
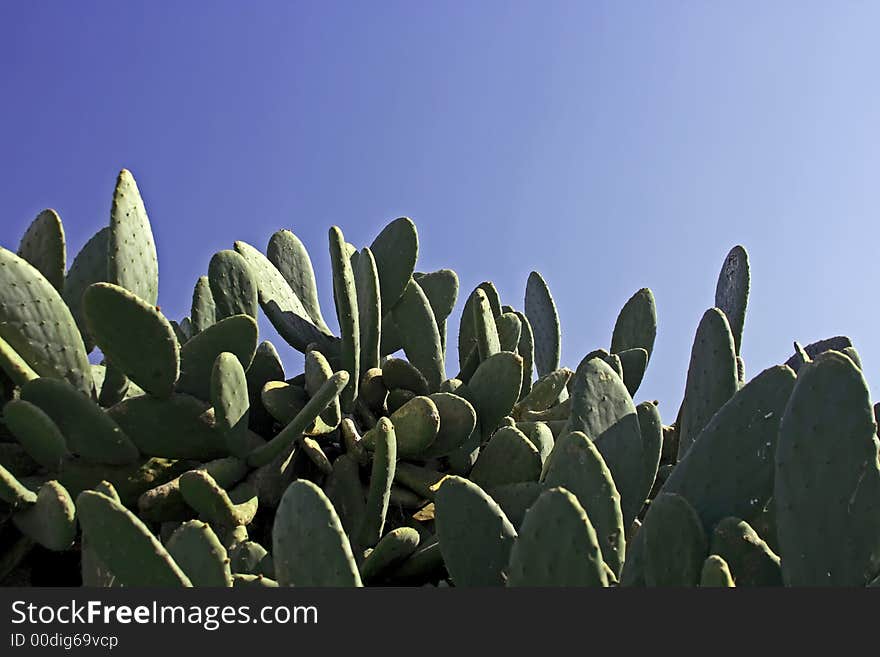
[{"x1": 0, "y1": 168, "x2": 877, "y2": 588}]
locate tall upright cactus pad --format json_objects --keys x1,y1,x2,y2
[
  {"x1": 329, "y1": 226, "x2": 360, "y2": 412},
  {"x1": 63, "y1": 227, "x2": 109, "y2": 352},
  {"x1": 635, "y1": 401, "x2": 663, "y2": 516},
  {"x1": 354, "y1": 247, "x2": 381, "y2": 373},
  {"x1": 457, "y1": 282, "x2": 501, "y2": 371},
  {"x1": 392, "y1": 278, "x2": 445, "y2": 391},
  {"x1": 413, "y1": 269, "x2": 458, "y2": 354},
  {"x1": 208, "y1": 249, "x2": 258, "y2": 320},
  {"x1": 421, "y1": 392, "x2": 477, "y2": 458},
  {"x1": 700, "y1": 555, "x2": 735, "y2": 587},
  {"x1": 18, "y1": 209, "x2": 65, "y2": 292},
  {"x1": 714, "y1": 246, "x2": 749, "y2": 355},
  {"x1": 661, "y1": 365, "x2": 796, "y2": 530},
  {"x1": 234, "y1": 240, "x2": 336, "y2": 353},
  {"x1": 108, "y1": 170, "x2": 159, "y2": 305},
  {"x1": 211, "y1": 352, "x2": 251, "y2": 458},
  {"x1": 496, "y1": 312, "x2": 522, "y2": 354},
  {"x1": 0, "y1": 247, "x2": 93, "y2": 396},
  {"x1": 190, "y1": 276, "x2": 216, "y2": 334},
  {"x1": 507, "y1": 487, "x2": 608, "y2": 587},
  {"x1": 514, "y1": 311, "x2": 535, "y2": 399},
  {"x1": 542, "y1": 431, "x2": 625, "y2": 577},
  {"x1": 677, "y1": 307, "x2": 738, "y2": 459},
  {"x1": 83, "y1": 282, "x2": 180, "y2": 398},
  {"x1": 566, "y1": 356, "x2": 643, "y2": 527},
  {"x1": 369, "y1": 217, "x2": 418, "y2": 311},
  {"x1": 643, "y1": 493, "x2": 708, "y2": 587},
  {"x1": 434, "y1": 476, "x2": 517, "y2": 587},
  {"x1": 610, "y1": 287, "x2": 657, "y2": 364},
  {"x1": 273, "y1": 479, "x2": 362, "y2": 587},
  {"x1": 472, "y1": 288, "x2": 500, "y2": 362},
  {"x1": 618, "y1": 347, "x2": 648, "y2": 397},
  {"x1": 357, "y1": 417, "x2": 396, "y2": 549},
  {"x1": 76, "y1": 490, "x2": 191, "y2": 587},
  {"x1": 524, "y1": 271, "x2": 561, "y2": 377},
  {"x1": 775, "y1": 351, "x2": 880, "y2": 586},
  {"x1": 21, "y1": 377, "x2": 139, "y2": 465},
  {"x1": 267, "y1": 229, "x2": 330, "y2": 332}
]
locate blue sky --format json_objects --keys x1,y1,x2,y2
[{"x1": 2, "y1": 2, "x2": 879, "y2": 414}]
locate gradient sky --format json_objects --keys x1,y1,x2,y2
[{"x1": 2, "y1": 2, "x2": 879, "y2": 414}]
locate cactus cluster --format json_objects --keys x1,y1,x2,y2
[{"x1": 1, "y1": 169, "x2": 878, "y2": 588}]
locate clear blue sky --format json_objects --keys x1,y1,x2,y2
[{"x1": 2, "y1": 2, "x2": 879, "y2": 415}]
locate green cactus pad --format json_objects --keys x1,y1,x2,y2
[
  {"x1": 3, "y1": 399, "x2": 69, "y2": 470},
  {"x1": 610, "y1": 288, "x2": 657, "y2": 363},
  {"x1": 177, "y1": 314, "x2": 258, "y2": 400},
  {"x1": 714, "y1": 245, "x2": 749, "y2": 355},
  {"x1": 76, "y1": 490, "x2": 191, "y2": 586},
  {"x1": 106, "y1": 393, "x2": 226, "y2": 460},
  {"x1": 382, "y1": 357, "x2": 429, "y2": 396},
  {"x1": 470, "y1": 426, "x2": 541, "y2": 490},
  {"x1": 229, "y1": 540, "x2": 271, "y2": 576},
  {"x1": 369, "y1": 217, "x2": 418, "y2": 311},
  {"x1": 180, "y1": 470, "x2": 258, "y2": 528},
  {"x1": 413, "y1": 269, "x2": 458, "y2": 355},
  {"x1": 107, "y1": 169, "x2": 159, "y2": 305},
  {"x1": 457, "y1": 282, "x2": 502, "y2": 371},
  {"x1": 420, "y1": 392, "x2": 477, "y2": 458},
  {"x1": 566, "y1": 356, "x2": 643, "y2": 527},
  {"x1": 62, "y1": 227, "x2": 109, "y2": 353},
  {"x1": 273, "y1": 479, "x2": 362, "y2": 586},
  {"x1": 137, "y1": 457, "x2": 248, "y2": 523},
  {"x1": 325, "y1": 453, "x2": 367, "y2": 536},
  {"x1": 0, "y1": 246, "x2": 93, "y2": 396},
  {"x1": 514, "y1": 311, "x2": 535, "y2": 399},
  {"x1": 83, "y1": 282, "x2": 180, "y2": 398},
  {"x1": 166, "y1": 520, "x2": 233, "y2": 587},
  {"x1": 524, "y1": 271, "x2": 560, "y2": 377},
  {"x1": 496, "y1": 312, "x2": 522, "y2": 354},
  {"x1": 434, "y1": 475, "x2": 517, "y2": 587},
  {"x1": 357, "y1": 418, "x2": 396, "y2": 549},
  {"x1": 710, "y1": 517, "x2": 781, "y2": 587},
  {"x1": 260, "y1": 381, "x2": 307, "y2": 425},
  {"x1": 97, "y1": 364, "x2": 130, "y2": 408},
  {"x1": 507, "y1": 487, "x2": 608, "y2": 587},
  {"x1": 17, "y1": 209, "x2": 65, "y2": 292},
  {"x1": 360, "y1": 527, "x2": 421, "y2": 584},
  {"x1": 662, "y1": 365, "x2": 796, "y2": 530},
  {"x1": 21, "y1": 378, "x2": 138, "y2": 465},
  {"x1": 393, "y1": 462, "x2": 449, "y2": 500},
  {"x1": 677, "y1": 308, "x2": 739, "y2": 458},
  {"x1": 267, "y1": 229, "x2": 330, "y2": 332},
  {"x1": 363, "y1": 395, "x2": 438, "y2": 458},
  {"x1": 245, "y1": 340, "x2": 284, "y2": 434},
  {"x1": 12, "y1": 480, "x2": 76, "y2": 551},
  {"x1": 635, "y1": 401, "x2": 663, "y2": 517},
  {"x1": 190, "y1": 275, "x2": 216, "y2": 334},
  {"x1": 234, "y1": 240, "x2": 336, "y2": 353},
  {"x1": 473, "y1": 288, "x2": 501, "y2": 362},
  {"x1": 208, "y1": 249, "x2": 258, "y2": 320},
  {"x1": 700, "y1": 555, "x2": 735, "y2": 587},
  {"x1": 516, "y1": 367, "x2": 572, "y2": 414},
  {"x1": 784, "y1": 335, "x2": 851, "y2": 372},
  {"x1": 211, "y1": 352, "x2": 251, "y2": 458},
  {"x1": 460, "y1": 351, "x2": 523, "y2": 441},
  {"x1": 541, "y1": 431, "x2": 625, "y2": 577},
  {"x1": 618, "y1": 347, "x2": 648, "y2": 397},
  {"x1": 247, "y1": 370, "x2": 349, "y2": 467},
  {"x1": 392, "y1": 278, "x2": 445, "y2": 391},
  {"x1": 306, "y1": 348, "x2": 341, "y2": 428},
  {"x1": 329, "y1": 226, "x2": 360, "y2": 411},
  {"x1": 775, "y1": 351, "x2": 880, "y2": 586},
  {"x1": 354, "y1": 247, "x2": 381, "y2": 373},
  {"x1": 643, "y1": 493, "x2": 708, "y2": 587}
]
